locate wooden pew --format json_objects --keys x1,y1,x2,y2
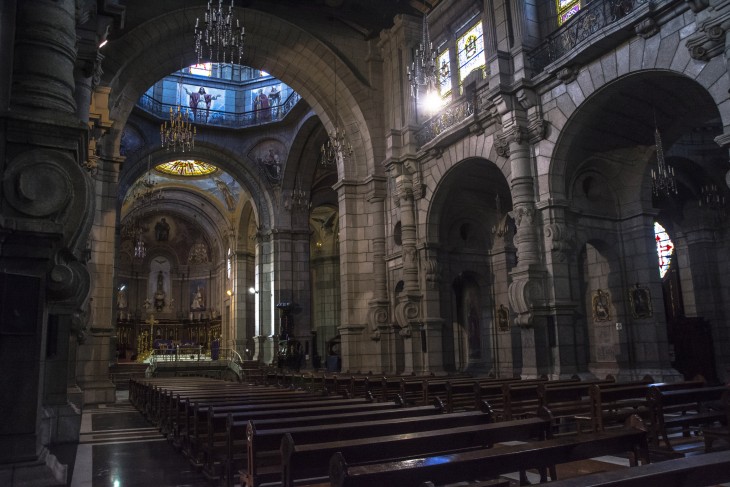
[
  {"x1": 542, "y1": 449, "x2": 730, "y2": 487},
  {"x1": 217, "y1": 402, "x2": 440, "y2": 485},
  {"x1": 702, "y1": 389, "x2": 730, "y2": 452},
  {"x1": 182, "y1": 396, "x2": 372, "y2": 464},
  {"x1": 329, "y1": 416, "x2": 649, "y2": 487},
  {"x1": 280, "y1": 415, "x2": 552, "y2": 487},
  {"x1": 576, "y1": 379, "x2": 706, "y2": 434},
  {"x1": 243, "y1": 410, "x2": 492, "y2": 487},
  {"x1": 647, "y1": 385, "x2": 729, "y2": 453}
]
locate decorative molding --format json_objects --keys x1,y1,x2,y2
[
  {"x1": 685, "y1": 3, "x2": 730, "y2": 61},
  {"x1": 557, "y1": 65, "x2": 579, "y2": 84},
  {"x1": 634, "y1": 18, "x2": 659, "y2": 39},
  {"x1": 545, "y1": 222, "x2": 576, "y2": 262},
  {"x1": 685, "y1": 0, "x2": 710, "y2": 13}
]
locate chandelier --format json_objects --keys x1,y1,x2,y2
[
  {"x1": 650, "y1": 117, "x2": 677, "y2": 198},
  {"x1": 195, "y1": 0, "x2": 245, "y2": 64},
  {"x1": 134, "y1": 232, "x2": 147, "y2": 259},
  {"x1": 290, "y1": 175, "x2": 308, "y2": 210},
  {"x1": 699, "y1": 183, "x2": 726, "y2": 218},
  {"x1": 132, "y1": 156, "x2": 164, "y2": 206},
  {"x1": 407, "y1": 13, "x2": 437, "y2": 101},
  {"x1": 161, "y1": 105, "x2": 196, "y2": 152},
  {"x1": 320, "y1": 47, "x2": 352, "y2": 167}
]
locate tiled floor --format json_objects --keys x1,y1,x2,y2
[{"x1": 68, "y1": 391, "x2": 210, "y2": 487}]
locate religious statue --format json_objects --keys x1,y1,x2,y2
[
  {"x1": 592, "y1": 289, "x2": 611, "y2": 322},
  {"x1": 497, "y1": 304, "x2": 510, "y2": 332},
  {"x1": 155, "y1": 217, "x2": 170, "y2": 241},
  {"x1": 117, "y1": 287, "x2": 128, "y2": 309},
  {"x1": 191, "y1": 286, "x2": 204, "y2": 310},
  {"x1": 154, "y1": 270, "x2": 166, "y2": 311}
]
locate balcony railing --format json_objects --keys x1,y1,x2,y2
[
  {"x1": 527, "y1": 0, "x2": 654, "y2": 74},
  {"x1": 137, "y1": 91, "x2": 302, "y2": 129},
  {"x1": 415, "y1": 94, "x2": 476, "y2": 148}
]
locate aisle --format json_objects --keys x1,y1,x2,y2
[{"x1": 69, "y1": 391, "x2": 210, "y2": 487}]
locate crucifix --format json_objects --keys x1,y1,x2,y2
[{"x1": 145, "y1": 314, "x2": 159, "y2": 342}]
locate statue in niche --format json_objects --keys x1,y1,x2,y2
[
  {"x1": 155, "y1": 217, "x2": 170, "y2": 241},
  {"x1": 497, "y1": 304, "x2": 510, "y2": 332},
  {"x1": 154, "y1": 270, "x2": 166, "y2": 312},
  {"x1": 592, "y1": 289, "x2": 611, "y2": 322}
]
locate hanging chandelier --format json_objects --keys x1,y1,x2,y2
[
  {"x1": 650, "y1": 118, "x2": 677, "y2": 198},
  {"x1": 194, "y1": 0, "x2": 245, "y2": 64},
  {"x1": 161, "y1": 105, "x2": 196, "y2": 152},
  {"x1": 699, "y1": 183, "x2": 726, "y2": 218},
  {"x1": 407, "y1": 13, "x2": 437, "y2": 101},
  {"x1": 320, "y1": 47, "x2": 352, "y2": 167},
  {"x1": 134, "y1": 232, "x2": 146, "y2": 259},
  {"x1": 133, "y1": 156, "x2": 164, "y2": 206},
  {"x1": 290, "y1": 175, "x2": 309, "y2": 210}
]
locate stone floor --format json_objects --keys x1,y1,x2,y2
[{"x1": 55, "y1": 390, "x2": 728, "y2": 487}]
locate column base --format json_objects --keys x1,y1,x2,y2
[
  {"x1": 0, "y1": 448, "x2": 66, "y2": 487},
  {"x1": 80, "y1": 380, "x2": 117, "y2": 406}
]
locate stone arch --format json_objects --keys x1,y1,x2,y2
[
  {"x1": 101, "y1": 6, "x2": 381, "y2": 181},
  {"x1": 546, "y1": 63, "x2": 728, "y2": 199}
]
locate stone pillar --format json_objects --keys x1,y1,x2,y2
[
  {"x1": 495, "y1": 92, "x2": 549, "y2": 378},
  {"x1": 253, "y1": 230, "x2": 275, "y2": 364},
  {"x1": 366, "y1": 179, "x2": 391, "y2": 372},
  {"x1": 490, "y1": 215, "x2": 517, "y2": 378},
  {"x1": 0, "y1": 1, "x2": 94, "y2": 484},
  {"x1": 393, "y1": 164, "x2": 423, "y2": 374}
]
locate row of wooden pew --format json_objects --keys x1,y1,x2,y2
[
  {"x1": 238, "y1": 370, "x2": 730, "y2": 452},
  {"x1": 128, "y1": 373, "x2": 730, "y2": 486}
]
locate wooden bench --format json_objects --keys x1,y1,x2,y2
[
  {"x1": 217, "y1": 402, "x2": 440, "y2": 486},
  {"x1": 702, "y1": 389, "x2": 730, "y2": 452},
  {"x1": 280, "y1": 415, "x2": 552, "y2": 487},
  {"x1": 543, "y1": 449, "x2": 730, "y2": 487},
  {"x1": 576, "y1": 379, "x2": 706, "y2": 434},
  {"x1": 647, "y1": 385, "x2": 729, "y2": 453},
  {"x1": 243, "y1": 410, "x2": 492, "y2": 487},
  {"x1": 329, "y1": 416, "x2": 649, "y2": 487}
]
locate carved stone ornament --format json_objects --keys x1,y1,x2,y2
[
  {"x1": 634, "y1": 18, "x2": 659, "y2": 39},
  {"x1": 3, "y1": 149, "x2": 74, "y2": 218},
  {"x1": 557, "y1": 66, "x2": 579, "y2": 84},
  {"x1": 367, "y1": 303, "x2": 390, "y2": 332},
  {"x1": 508, "y1": 276, "x2": 544, "y2": 327},
  {"x1": 394, "y1": 298, "x2": 420, "y2": 330},
  {"x1": 494, "y1": 135, "x2": 510, "y2": 158},
  {"x1": 423, "y1": 258, "x2": 441, "y2": 289},
  {"x1": 685, "y1": 0, "x2": 710, "y2": 13},
  {"x1": 545, "y1": 222, "x2": 576, "y2": 262},
  {"x1": 685, "y1": 3, "x2": 730, "y2": 61},
  {"x1": 510, "y1": 206, "x2": 535, "y2": 228}
]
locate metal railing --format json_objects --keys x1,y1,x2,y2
[
  {"x1": 415, "y1": 94, "x2": 476, "y2": 148},
  {"x1": 527, "y1": 0, "x2": 654, "y2": 74},
  {"x1": 147, "y1": 346, "x2": 244, "y2": 379},
  {"x1": 137, "y1": 91, "x2": 302, "y2": 129}
]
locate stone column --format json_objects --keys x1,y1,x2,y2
[
  {"x1": 253, "y1": 230, "x2": 275, "y2": 364},
  {"x1": 495, "y1": 92, "x2": 549, "y2": 378},
  {"x1": 393, "y1": 163, "x2": 423, "y2": 374},
  {"x1": 0, "y1": 0, "x2": 93, "y2": 484},
  {"x1": 366, "y1": 179, "x2": 392, "y2": 372}
]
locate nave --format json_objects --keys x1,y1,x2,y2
[{"x1": 60, "y1": 373, "x2": 730, "y2": 487}]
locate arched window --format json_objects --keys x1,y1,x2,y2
[
  {"x1": 457, "y1": 21, "x2": 485, "y2": 93},
  {"x1": 437, "y1": 49, "x2": 451, "y2": 98},
  {"x1": 557, "y1": 0, "x2": 582, "y2": 26},
  {"x1": 654, "y1": 222, "x2": 674, "y2": 278}
]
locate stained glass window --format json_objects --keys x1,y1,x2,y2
[
  {"x1": 557, "y1": 0, "x2": 582, "y2": 26},
  {"x1": 437, "y1": 49, "x2": 451, "y2": 98},
  {"x1": 190, "y1": 63, "x2": 212, "y2": 77},
  {"x1": 654, "y1": 222, "x2": 674, "y2": 278},
  {"x1": 156, "y1": 160, "x2": 218, "y2": 177},
  {"x1": 457, "y1": 21, "x2": 485, "y2": 93}
]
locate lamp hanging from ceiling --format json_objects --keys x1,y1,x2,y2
[
  {"x1": 320, "y1": 43, "x2": 352, "y2": 168},
  {"x1": 650, "y1": 113, "x2": 677, "y2": 198},
  {"x1": 132, "y1": 156, "x2": 164, "y2": 206},
  {"x1": 407, "y1": 12, "x2": 437, "y2": 102},
  {"x1": 699, "y1": 183, "x2": 726, "y2": 218},
  {"x1": 161, "y1": 68, "x2": 196, "y2": 152},
  {"x1": 194, "y1": 0, "x2": 245, "y2": 64},
  {"x1": 290, "y1": 174, "x2": 308, "y2": 210}
]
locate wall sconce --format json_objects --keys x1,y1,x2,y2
[
  {"x1": 248, "y1": 287, "x2": 258, "y2": 295},
  {"x1": 226, "y1": 289, "x2": 232, "y2": 296}
]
